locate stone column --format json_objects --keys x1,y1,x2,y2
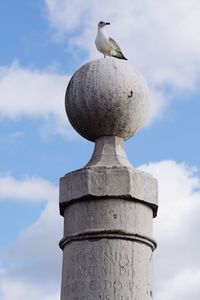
[{"x1": 59, "y1": 59, "x2": 158, "y2": 300}]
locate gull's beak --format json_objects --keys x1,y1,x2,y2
[{"x1": 105, "y1": 22, "x2": 110, "y2": 25}]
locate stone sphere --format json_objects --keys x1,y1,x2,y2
[{"x1": 65, "y1": 58, "x2": 149, "y2": 142}]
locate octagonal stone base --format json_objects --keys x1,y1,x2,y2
[{"x1": 59, "y1": 165, "x2": 158, "y2": 218}]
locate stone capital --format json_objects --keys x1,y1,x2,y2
[{"x1": 59, "y1": 166, "x2": 158, "y2": 217}]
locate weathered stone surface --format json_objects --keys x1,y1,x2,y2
[
  {"x1": 60, "y1": 193, "x2": 156, "y2": 300},
  {"x1": 61, "y1": 198, "x2": 155, "y2": 245},
  {"x1": 65, "y1": 58, "x2": 149, "y2": 142},
  {"x1": 61, "y1": 239, "x2": 153, "y2": 300},
  {"x1": 59, "y1": 165, "x2": 158, "y2": 218},
  {"x1": 85, "y1": 136, "x2": 133, "y2": 168}
]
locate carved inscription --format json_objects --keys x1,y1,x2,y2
[
  {"x1": 72, "y1": 296, "x2": 130, "y2": 300},
  {"x1": 62, "y1": 241, "x2": 139, "y2": 299}
]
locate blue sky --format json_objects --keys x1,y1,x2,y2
[{"x1": 0, "y1": 1, "x2": 200, "y2": 299}]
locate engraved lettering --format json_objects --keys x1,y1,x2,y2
[
  {"x1": 98, "y1": 295, "x2": 129, "y2": 300},
  {"x1": 128, "y1": 281, "x2": 133, "y2": 292},
  {"x1": 73, "y1": 297, "x2": 88, "y2": 300},
  {"x1": 98, "y1": 294, "x2": 111, "y2": 300},
  {"x1": 101, "y1": 264, "x2": 111, "y2": 276},
  {"x1": 90, "y1": 280, "x2": 100, "y2": 291},
  {"x1": 115, "y1": 250, "x2": 118, "y2": 262},
  {"x1": 103, "y1": 280, "x2": 112, "y2": 290},
  {"x1": 113, "y1": 280, "x2": 123, "y2": 292},
  {"x1": 64, "y1": 245, "x2": 135, "y2": 300},
  {"x1": 81, "y1": 265, "x2": 96, "y2": 277},
  {"x1": 104, "y1": 250, "x2": 114, "y2": 265},
  {"x1": 89, "y1": 250, "x2": 98, "y2": 265},
  {"x1": 119, "y1": 265, "x2": 127, "y2": 276},
  {"x1": 71, "y1": 281, "x2": 86, "y2": 293}
]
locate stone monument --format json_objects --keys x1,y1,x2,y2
[{"x1": 59, "y1": 58, "x2": 158, "y2": 300}]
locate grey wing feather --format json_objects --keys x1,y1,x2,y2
[
  {"x1": 108, "y1": 37, "x2": 128, "y2": 60},
  {"x1": 109, "y1": 37, "x2": 122, "y2": 51}
]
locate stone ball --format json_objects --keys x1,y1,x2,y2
[{"x1": 65, "y1": 58, "x2": 149, "y2": 142}]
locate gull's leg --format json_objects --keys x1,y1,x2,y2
[{"x1": 104, "y1": 54, "x2": 106, "y2": 58}]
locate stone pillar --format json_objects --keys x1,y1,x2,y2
[{"x1": 59, "y1": 59, "x2": 158, "y2": 300}]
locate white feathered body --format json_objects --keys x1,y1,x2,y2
[
  {"x1": 95, "y1": 28, "x2": 113, "y2": 56},
  {"x1": 95, "y1": 27, "x2": 127, "y2": 60}
]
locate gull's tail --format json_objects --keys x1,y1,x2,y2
[{"x1": 112, "y1": 51, "x2": 128, "y2": 60}]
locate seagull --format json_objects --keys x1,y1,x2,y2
[{"x1": 95, "y1": 21, "x2": 127, "y2": 60}]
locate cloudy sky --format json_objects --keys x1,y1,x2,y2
[{"x1": 0, "y1": 1, "x2": 200, "y2": 299}]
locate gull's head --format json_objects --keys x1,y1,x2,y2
[{"x1": 98, "y1": 21, "x2": 110, "y2": 29}]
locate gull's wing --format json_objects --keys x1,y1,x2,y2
[
  {"x1": 109, "y1": 37, "x2": 122, "y2": 51},
  {"x1": 108, "y1": 37, "x2": 127, "y2": 60}
]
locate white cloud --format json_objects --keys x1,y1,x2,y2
[
  {"x1": 0, "y1": 61, "x2": 166, "y2": 130},
  {"x1": 0, "y1": 175, "x2": 58, "y2": 203},
  {"x1": 1, "y1": 278, "x2": 59, "y2": 300},
  {"x1": 45, "y1": 0, "x2": 91, "y2": 34},
  {"x1": 0, "y1": 63, "x2": 65, "y2": 118},
  {"x1": 45, "y1": 0, "x2": 200, "y2": 89},
  {"x1": 139, "y1": 160, "x2": 200, "y2": 300},
  {"x1": 155, "y1": 269, "x2": 200, "y2": 300},
  {"x1": 140, "y1": 161, "x2": 200, "y2": 235},
  {"x1": 0, "y1": 174, "x2": 61, "y2": 300},
  {"x1": 0, "y1": 62, "x2": 76, "y2": 137},
  {"x1": 45, "y1": 0, "x2": 200, "y2": 123},
  {"x1": 1, "y1": 160, "x2": 200, "y2": 299},
  {"x1": 0, "y1": 202, "x2": 62, "y2": 300},
  {"x1": 147, "y1": 88, "x2": 170, "y2": 125},
  {"x1": 0, "y1": 60, "x2": 165, "y2": 128},
  {"x1": 4, "y1": 202, "x2": 62, "y2": 282}
]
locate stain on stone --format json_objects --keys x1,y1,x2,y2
[{"x1": 128, "y1": 90, "x2": 133, "y2": 98}]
